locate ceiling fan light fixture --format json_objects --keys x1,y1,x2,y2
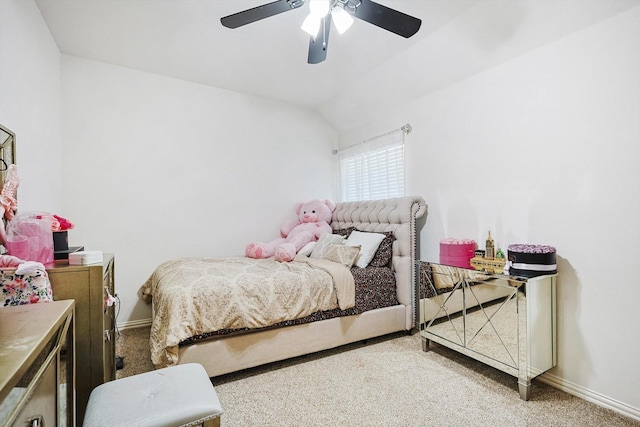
[
  {"x1": 301, "y1": 13, "x2": 322, "y2": 37},
  {"x1": 331, "y1": 4, "x2": 354, "y2": 34},
  {"x1": 222, "y1": 0, "x2": 421, "y2": 64},
  {"x1": 308, "y1": 0, "x2": 331, "y2": 17}
]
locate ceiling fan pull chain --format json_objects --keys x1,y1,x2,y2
[{"x1": 322, "y1": 17, "x2": 327, "y2": 49}]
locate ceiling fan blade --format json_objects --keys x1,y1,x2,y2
[
  {"x1": 308, "y1": 15, "x2": 331, "y2": 64},
  {"x1": 221, "y1": 0, "x2": 303, "y2": 29},
  {"x1": 354, "y1": 0, "x2": 422, "y2": 38}
]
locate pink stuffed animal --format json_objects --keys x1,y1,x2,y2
[{"x1": 245, "y1": 199, "x2": 336, "y2": 262}]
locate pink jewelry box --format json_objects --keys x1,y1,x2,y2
[{"x1": 439, "y1": 238, "x2": 476, "y2": 269}]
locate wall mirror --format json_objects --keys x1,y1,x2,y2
[{"x1": 0, "y1": 124, "x2": 16, "y2": 192}]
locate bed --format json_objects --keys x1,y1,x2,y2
[{"x1": 140, "y1": 196, "x2": 427, "y2": 377}]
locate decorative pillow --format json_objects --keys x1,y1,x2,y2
[
  {"x1": 334, "y1": 228, "x2": 394, "y2": 267},
  {"x1": 298, "y1": 241, "x2": 316, "y2": 257},
  {"x1": 368, "y1": 231, "x2": 394, "y2": 267},
  {"x1": 322, "y1": 244, "x2": 361, "y2": 268},
  {"x1": 310, "y1": 233, "x2": 345, "y2": 259},
  {"x1": 344, "y1": 230, "x2": 386, "y2": 268},
  {"x1": 333, "y1": 227, "x2": 355, "y2": 238}
]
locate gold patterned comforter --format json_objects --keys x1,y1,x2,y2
[{"x1": 140, "y1": 255, "x2": 355, "y2": 368}]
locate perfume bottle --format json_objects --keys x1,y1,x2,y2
[{"x1": 485, "y1": 231, "x2": 495, "y2": 258}]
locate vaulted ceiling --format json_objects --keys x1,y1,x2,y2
[{"x1": 35, "y1": 0, "x2": 638, "y2": 131}]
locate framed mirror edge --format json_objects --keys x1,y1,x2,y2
[{"x1": 0, "y1": 123, "x2": 16, "y2": 192}]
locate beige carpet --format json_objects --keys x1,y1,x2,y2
[{"x1": 116, "y1": 327, "x2": 638, "y2": 427}]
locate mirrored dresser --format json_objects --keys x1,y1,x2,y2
[{"x1": 418, "y1": 262, "x2": 557, "y2": 400}]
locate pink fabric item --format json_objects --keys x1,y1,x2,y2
[
  {"x1": 0, "y1": 164, "x2": 19, "y2": 221},
  {"x1": 0, "y1": 164, "x2": 19, "y2": 247},
  {"x1": 0, "y1": 254, "x2": 24, "y2": 268}
]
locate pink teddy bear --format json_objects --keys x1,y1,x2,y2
[{"x1": 245, "y1": 199, "x2": 336, "y2": 262}]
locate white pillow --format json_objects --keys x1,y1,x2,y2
[
  {"x1": 345, "y1": 230, "x2": 386, "y2": 268},
  {"x1": 310, "y1": 233, "x2": 345, "y2": 259},
  {"x1": 298, "y1": 241, "x2": 316, "y2": 257}
]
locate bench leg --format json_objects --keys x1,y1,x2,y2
[{"x1": 203, "y1": 417, "x2": 221, "y2": 427}]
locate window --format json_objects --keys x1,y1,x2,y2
[{"x1": 337, "y1": 127, "x2": 407, "y2": 202}]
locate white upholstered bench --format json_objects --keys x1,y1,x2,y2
[{"x1": 83, "y1": 363, "x2": 222, "y2": 427}]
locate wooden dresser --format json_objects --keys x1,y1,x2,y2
[
  {"x1": 0, "y1": 300, "x2": 75, "y2": 427},
  {"x1": 47, "y1": 254, "x2": 116, "y2": 425}
]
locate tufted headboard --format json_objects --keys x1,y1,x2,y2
[{"x1": 331, "y1": 196, "x2": 427, "y2": 329}]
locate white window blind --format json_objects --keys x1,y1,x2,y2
[{"x1": 337, "y1": 126, "x2": 408, "y2": 202}]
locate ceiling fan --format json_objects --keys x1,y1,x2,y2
[{"x1": 221, "y1": 0, "x2": 422, "y2": 64}]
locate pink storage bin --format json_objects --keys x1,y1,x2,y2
[{"x1": 439, "y1": 238, "x2": 476, "y2": 269}]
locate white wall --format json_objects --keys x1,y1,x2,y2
[
  {"x1": 5, "y1": 0, "x2": 639, "y2": 419},
  {"x1": 61, "y1": 55, "x2": 337, "y2": 324},
  {"x1": 339, "y1": 6, "x2": 640, "y2": 419},
  {"x1": 0, "y1": 0, "x2": 63, "y2": 212}
]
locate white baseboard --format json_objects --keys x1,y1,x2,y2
[
  {"x1": 117, "y1": 318, "x2": 152, "y2": 331},
  {"x1": 539, "y1": 372, "x2": 640, "y2": 422}
]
